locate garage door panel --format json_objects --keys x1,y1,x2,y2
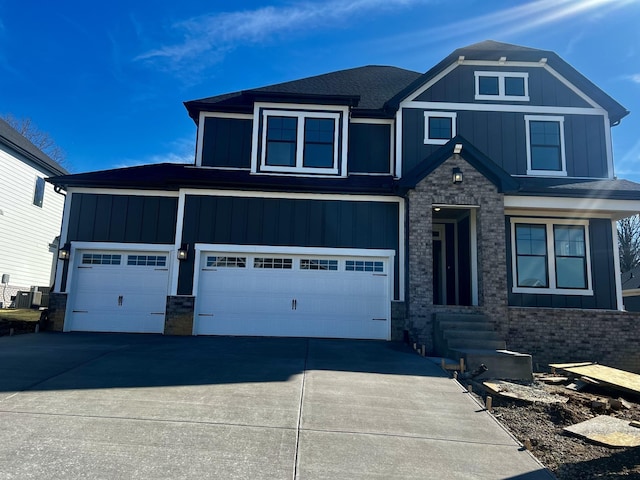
[
  {"x1": 195, "y1": 252, "x2": 391, "y2": 339},
  {"x1": 68, "y1": 251, "x2": 169, "y2": 334}
]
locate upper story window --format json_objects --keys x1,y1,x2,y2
[
  {"x1": 259, "y1": 109, "x2": 342, "y2": 175},
  {"x1": 525, "y1": 115, "x2": 566, "y2": 176},
  {"x1": 424, "y1": 112, "x2": 457, "y2": 145},
  {"x1": 33, "y1": 176, "x2": 45, "y2": 207},
  {"x1": 475, "y1": 71, "x2": 529, "y2": 101}
]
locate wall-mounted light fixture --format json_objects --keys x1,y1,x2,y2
[
  {"x1": 177, "y1": 244, "x2": 189, "y2": 261},
  {"x1": 453, "y1": 143, "x2": 463, "y2": 154},
  {"x1": 452, "y1": 167, "x2": 463, "y2": 184},
  {"x1": 58, "y1": 243, "x2": 70, "y2": 261}
]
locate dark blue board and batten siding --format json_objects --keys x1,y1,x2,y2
[
  {"x1": 505, "y1": 217, "x2": 617, "y2": 310},
  {"x1": 402, "y1": 109, "x2": 608, "y2": 178},
  {"x1": 201, "y1": 117, "x2": 252, "y2": 168},
  {"x1": 62, "y1": 193, "x2": 179, "y2": 290},
  {"x1": 348, "y1": 123, "x2": 392, "y2": 174},
  {"x1": 179, "y1": 195, "x2": 400, "y2": 296},
  {"x1": 414, "y1": 65, "x2": 592, "y2": 108}
]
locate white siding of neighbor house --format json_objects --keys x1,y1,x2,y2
[{"x1": 0, "y1": 143, "x2": 65, "y2": 298}]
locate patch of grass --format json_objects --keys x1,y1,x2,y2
[{"x1": 0, "y1": 309, "x2": 42, "y2": 322}]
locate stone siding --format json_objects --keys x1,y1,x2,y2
[
  {"x1": 406, "y1": 154, "x2": 508, "y2": 351},
  {"x1": 507, "y1": 307, "x2": 640, "y2": 374},
  {"x1": 48, "y1": 293, "x2": 67, "y2": 332},
  {"x1": 164, "y1": 296, "x2": 195, "y2": 335},
  {"x1": 390, "y1": 301, "x2": 406, "y2": 341}
]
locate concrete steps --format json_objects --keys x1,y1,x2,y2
[{"x1": 433, "y1": 313, "x2": 532, "y2": 381}]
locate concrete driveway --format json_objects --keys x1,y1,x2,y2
[{"x1": 0, "y1": 333, "x2": 553, "y2": 479}]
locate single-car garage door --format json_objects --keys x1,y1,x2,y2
[
  {"x1": 66, "y1": 251, "x2": 170, "y2": 333},
  {"x1": 194, "y1": 251, "x2": 391, "y2": 339}
]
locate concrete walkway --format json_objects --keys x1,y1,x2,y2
[{"x1": 0, "y1": 333, "x2": 554, "y2": 479}]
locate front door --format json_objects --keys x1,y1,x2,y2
[{"x1": 432, "y1": 208, "x2": 474, "y2": 306}]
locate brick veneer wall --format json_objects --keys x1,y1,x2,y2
[
  {"x1": 48, "y1": 292, "x2": 67, "y2": 331},
  {"x1": 164, "y1": 296, "x2": 195, "y2": 335},
  {"x1": 507, "y1": 307, "x2": 640, "y2": 374},
  {"x1": 406, "y1": 154, "x2": 509, "y2": 351}
]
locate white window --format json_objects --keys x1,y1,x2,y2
[
  {"x1": 511, "y1": 218, "x2": 592, "y2": 295},
  {"x1": 206, "y1": 256, "x2": 246, "y2": 268},
  {"x1": 423, "y1": 112, "x2": 457, "y2": 145},
  {"x1": 127, "y1": 255, "x2": 167, "y2": 266},
  {"x1": 82, "y1": 253, "x2": 122, "y2": 265},
  {"x1": 260, "y1": 110, "x2": 341, "y2": 174},
  {"x1": 475, "y1": 72, "x2": 529, "y2": 101},
  {"x1": 525, "y1": 115, "x2": 567, "y2": 176},
  {"x1": 346, "y1": 260, "x2": 384, "y2": 273}
]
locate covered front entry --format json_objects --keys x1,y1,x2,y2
[
  {"x1": 65, "y1": 249, "x2": 170, "y2": 333},
  {"x1": 432, "y1": 207, "x2": 476, "y2": 306},
  {"x1": 194, "y1": 247, "x2": 393, "y2": 339}
]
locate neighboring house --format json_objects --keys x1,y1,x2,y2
[
  {"x1": 621, "y1": 266, "x2": 640, "y2": 312},
  {"x1": 0, "y1": 118, "x2": 68, "y2": 307},
  {"x1": 47, "y1": 41, "x2": 640, "y2": 370}
]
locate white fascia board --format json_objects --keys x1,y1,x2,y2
[
  {"x1": 350, "y1": 118, "x2": 393, "y2": 124},
  {"x1": 170, "y1": 191, "x2": 188, "y2": 296},
  {"x1": 67, "y1": 187, "x2": 180, "y2": 197},
  {"x1": 395, "y1": 109, "x2": 403, "y2": 178},
  {"x1": 504, "y1": 195, "x2": 640, "y2": 217},
  {"x1": 604, "y1": 116, "x2": 615, "y2": 179},
  {"x1": 179, "y1": 187, "x2": 403, "y2": 204},
  {"x1": 401, "y1": 101, "x2": 607, "y2": 117}
]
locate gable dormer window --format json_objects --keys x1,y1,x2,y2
[
  {"x1": 474, "y1": 72, "x2": 529, "y2": 101},
  {"x1": 258, "y1": 108, "x2": 344, "y2": 175}
]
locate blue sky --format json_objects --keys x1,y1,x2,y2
[{"x1": 1, "y1": 0, "x2": 639, "y2": 180}]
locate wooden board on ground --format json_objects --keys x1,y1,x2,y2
[
  {"x1": 564, "y1": 415, "x2": 640, "y2": 448},
  {"x1": 483, "y1": 380, "x2": 568, "y2": 404},
  {"x1": 549, "y1": 363, "x2": 640, "y2": 396}
]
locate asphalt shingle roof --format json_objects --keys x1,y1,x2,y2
[{"x1": 0, "y1": 118, "x2": 68, "y2": 176}]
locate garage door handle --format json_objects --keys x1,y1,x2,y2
[
  {"x1": 372, "y1": 318, "x2": 387, "y2": 321},
  {"x1": 72, "y1": 310, "x2": 88, "y2": 313},
  {"x1": 118, "y1": 295, "x2": 123, "y2": 306},
  {"x1": 292, "y1": 299, "x2": 297, "y2": 310},
  {"x1": 150, "y1": 312, "x2": 165, "y2": 315}
]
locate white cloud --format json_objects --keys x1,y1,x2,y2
[
  {"x1": 627, "y1": 74, "x2": 640, "y2": 84},
  {"x1": 114, "y1": 137, "x2": 194, "y2": 169},
  {"x1": 135, "y1": 0, "x2": 428, "y2": 71}
]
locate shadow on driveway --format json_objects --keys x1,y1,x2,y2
[{"x1": 0, "y1": 332, "x2": 444, "y2": 392}]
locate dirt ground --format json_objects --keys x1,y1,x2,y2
[{"x1": 470, "y1": 376, "x2": 640, "y2": 479}]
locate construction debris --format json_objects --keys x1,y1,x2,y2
[
  {"x1": 483, "y1": 380, "x2": 568, "y2": 404},
  {"x1": 564, "y1": 415, "x2": 640, "y2": 448},
  {"x1": 549, "y1": 362, "x2": 640, "y2": 397}
]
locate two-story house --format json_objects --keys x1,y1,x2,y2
[
  {"x1": 47, "y1": 41, "x2": 640, "y2": 370},
  {"x1": 0, "y1": 118, "x2": 68, "y2": 308}
]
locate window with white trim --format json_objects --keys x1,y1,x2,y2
[
  {"x1": 525, "y1": 115, "x2": 566, "y2": 176},
  {"x1": 300, "y1": 259, "x2": 338, "y2": 271},
  {"x1": 475, "y1": 72, "x2": 529, "y2": 101},
  {"x1": 261, "y1": 110, "x2": 341, "y2": 174},
  {"x1": 511, "y1": 219, "x2": 592, "y2": 295},
  {"x1": 346, "y1": 260, "x2": 384, "y2": 273},
  {"x1": 254, "y1": 258, "x2": 293, "y2": 269},
  {"x1": 424, "y1": 112, "x2": 456, "y2": 145}
]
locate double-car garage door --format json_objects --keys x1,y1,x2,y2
[
  {"x1": 194, "y1": 252, "x2": 391, "y2": 339},
  {"x1": 66, "y1": 248, "x2": 391, "y2": 340}
]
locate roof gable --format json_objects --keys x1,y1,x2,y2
[
  {"x1": 399, "y1": 136, "x2": 519, "y2": 193},
  {"x1": 386, "y1": 40, "x2": 629, "y2": 124}
]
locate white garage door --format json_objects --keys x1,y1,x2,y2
[
  {"x1": 67, "y1": 251, "x2": 170, "y2": 333},
  {"x1": 194, "y1": 252, "x2": 391, "y2": 339}
]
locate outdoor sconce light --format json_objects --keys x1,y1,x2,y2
[
  {"x1": 452, "y1": 167, "x2": 463, "y2": 184},
  {"x1": 177, "y1": 244, "x2": 189, "y2": 261},
  {"x1": 453, "y1": 143, "x2": 463, "y2": 154},
  {"x1": 58, "y1": 243, "x2": 70, "y2": 261}
]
